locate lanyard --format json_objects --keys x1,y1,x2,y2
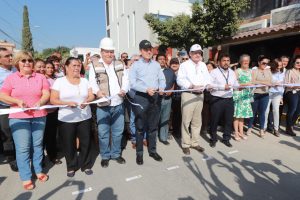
[{"x1": 218, "y1": 67, "x2": 229, "y2": 84}]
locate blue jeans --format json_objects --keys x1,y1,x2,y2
[
  {"x1": 129, "y1": 110, "x2": 146, "y2": 143},
  {"x1": 97, "y1": 104, "x2": 124, "y2": 159},
  {"x1": 9, "y1": 117, "x2": 46, "y2": 181},
  {"x1": 285, "y1": 91, "x2": 300, "y2": 127},
  {"x1": 159, "y1": 98, "x2": 172, "y2": 142},
  {"x1": 248, "y1": 93, "x2": 269, "y2": 130}
]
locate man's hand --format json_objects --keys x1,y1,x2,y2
[
  {"x1": 118, "y1": 90, "x2": 126, "y2": 97},
  {"x1": 97, "y1": 90, "x2": 107, "y2": 98},
  {"x1": 193, "y1": 85, "x2": 204, "y2": 93},
  {"x1": 225, "y1": 84, "x2": 231, "y2": 90},
  {"x1": 146, "y1": 88, "x2": 156, "y2": 96},
  {"x1": 158, "y1": 89, "x2": 164, "y2": 96}
]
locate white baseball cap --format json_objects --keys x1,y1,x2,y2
[
  {"x1": 99, "y1": 37, "x2": 115, "y2": 50},
  {"x1": 190, "y1": 44, "x2": 203, "y2": 52}
]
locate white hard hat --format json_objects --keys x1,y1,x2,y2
[
  {"x1": 99, "y1": 37, "x2": 115, "y2": 50},
  {"x1": 190, "y1": 44, "x2": 203, "y2": 52}
]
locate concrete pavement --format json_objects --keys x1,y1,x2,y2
[{"x1": 0, "y1": 127, "x2": 299, "y2": 200}]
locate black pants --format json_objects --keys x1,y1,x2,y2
[
  {"x1": 171, "y1": 97, "x2": 181, "y2": 138},
  {"x1": 59, "y1": 119, "x2": 92, "y2": 171},
  {"x1": 44, "y1": 110, "x2": 58, "y2": 160},
  {"x1": 210, "y1": 96, "x2": 234, "y2": 142},
  {"x1": 0, "y1": 113, "x2": 15, "y2": 162},
  {"x1": 285, "y1": 91, "x2": 300, "y2": 127},
  {"x1": 132, "y1": 92, "x2": 161, "y2": 156}
]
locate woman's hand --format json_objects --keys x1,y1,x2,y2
[
  {"x1": 16, "y1": 99, "x2": 26, "y2": 108},
  {"x1": 80, "y1": 101, "x2": 88, "y2": 109},
  {"x1": 66, "y1": 102, "x2": 78, "y2": 107}
]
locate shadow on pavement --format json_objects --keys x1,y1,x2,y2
[
  {"x1": 97, "y1": 187, "x2": 117, "y2": 200},
  {"x1": 13, "y1": 191, "x2": 32, "y2": 200},
  {"x1": 183, "y1": 151, "x2": 300, "y2": 200},
  {"x1": 38, "y1": 180, "x2": 85, "y2": 200},
  {"x1": 0, "y1": 176, "x2": 6, "y2": 185}
]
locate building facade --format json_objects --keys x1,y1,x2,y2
[
  {"x1": 223, "y1": 0, "x2": 300, "y2": 64},
  {"x1": 105, "y1": 0, "x2": 196, "y2": 57}
]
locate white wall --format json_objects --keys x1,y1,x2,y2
[{"x1": 105, "y1": 0, "x2": 194, "y2": 58}]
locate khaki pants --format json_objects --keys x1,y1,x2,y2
[{"x1": 181, "y1": 92, "x2": 204, "y2": 148}]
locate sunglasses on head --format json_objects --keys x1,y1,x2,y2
[{"x1": 20, "y1": 59, "x2": 33, "y2": 63}]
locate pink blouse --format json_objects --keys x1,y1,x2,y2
[{"x1": 1, "y1": 71, "x2": 50, "y2": 119}]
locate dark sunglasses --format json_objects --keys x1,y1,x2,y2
[
  {"x1": 122, "y1": 56, "x2": 128, "y2": 59},
  {"x1": 182, "y1": 58, "x2": 189, "y2": 61},
  {"x1": 20, "y1": 59, "x2": 33, "y2": 63},
  {"x1": 261, "y1": 62, "x2": 268, "y2": 65}
]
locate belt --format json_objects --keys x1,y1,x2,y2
[{"x1": 184, "y1": 91, "x2": 203, "y2": 95}]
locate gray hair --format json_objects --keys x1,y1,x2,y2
[{"x1": 239, "y1": 54, "x2": 250, "y2": 63}]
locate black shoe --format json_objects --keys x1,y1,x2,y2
[
  {"x1": 286, "y1": 127, "x2": 296, "y2": 136},
  {"x1": 222, "y1": 140, "x2": 232, "y2": 147},
  {"x1": 67, "y1": 171, "x2": 75, "y2": 177},
  {"x1": 9, "y1": 161, "x2": 18, "y2": 172},
  {"x1": 101, "y1": 159, "x2": 109, "y2": 168},
  {"x1": 182, "y1": 148, "x2": 190, "y2": 155},
  {"x1": 84, "y1": 169, "x2": 93, "y2": 175},
  {"x1": 112, "y1": 156, "x2": 126, "y2": 164},
  {"x1": 191, "y1": 145, "x2": 205, "y2": 153},
  {"x1": 210, "y1": 141, "x2": 216, "y2": 148},
  {"x1": 136, "y1": 155, "x2": 143, "y2": 165},
  {"x1": 149, "y1": 153, "x2": 163, "y2": 162},
  {"x1": 161, "y1": 141, "x2": 170, "y2": 145}
]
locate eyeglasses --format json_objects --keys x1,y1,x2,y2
[
  {"x1": 261, "y1": 62, "x2": 268, "y2": 65},
  {"x1": 295, "y1": 62, "x2": 300, "y2": 64},
  {"x1": 20, "y1": 59, "x2": 33, "y2": 64}
]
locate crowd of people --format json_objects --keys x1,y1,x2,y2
[{"x1": 0, "y1": 37, "x2": 299, "y2": 190}]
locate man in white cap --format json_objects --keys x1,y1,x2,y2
[
  {"x1": 177, "y1": 44, "x2": 211, "y2": 155},
  {"x1": 89, "y1": 37, "x2": 129, "y2": 168}
]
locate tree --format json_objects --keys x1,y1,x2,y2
[
  {"x1": 22, "y1": 5, "x2": 34, "y2": 55},
  {"x1": 144, "y1": 0, "x2": 249, "y2": 51},
  {"x1": 34, "y1": 46, "x2": 70, "y2": 60}
]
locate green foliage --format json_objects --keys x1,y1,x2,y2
[
  {"x1": 22, "y1": 5, "x2": 34, "y2": 55},
  {"x1": 144, "y1": 0, "x2": 249, "y2": 51},
  {"x1": 34, "y1": 46, "x2": 70, "y2": 60}
]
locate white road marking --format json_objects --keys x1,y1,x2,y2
[
  {"x1": 72, "y1": 187, "x2": 92, "y2": 195},
  {"x1": 125, "y1": 175, "x2": 142, "y2": 182},
  {"x1": 167, "y1": 165, "x2": 180, "y2": 171},
  {"x1": 228, "y1": 150, "x2": 239, "y2": 154}
]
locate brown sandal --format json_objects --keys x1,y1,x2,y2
[
  {"x1": 23, "y1": 181, "x2": 35, "y2": 190},
  {"x1": 37, "y1": 174, "x2": 49, "y2": 182}
]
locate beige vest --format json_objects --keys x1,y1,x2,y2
[{"x1": 91, "y1": 60, "x2": 124, "y2": 107}]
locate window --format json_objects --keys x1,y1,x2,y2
[
  {"x1": 132, "y1": 12, "x2": 136, "y2": 46},
  {"x1": 127, "y1": 15, "x2": 130, "y2": 48},
  {"x1": 105, "y1": 0, "x2": 110, "y2": 25},
  {"x1": 111, "y1": 0, "x2": 114, "y2": 22}
]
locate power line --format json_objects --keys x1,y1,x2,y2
[
  {"x1": 2, "y1": 0, "x2": 21, "y2": 16},
  {"x1": 0, "y1": 28, "x2": 21, "y2": 45}
]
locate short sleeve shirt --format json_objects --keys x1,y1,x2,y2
[
  {"x1": 52, "y1": 77, "x2": 92, "y2": 122},
  {"x1": 1, "y1": 71, "x2": 50, "y2": 119}
]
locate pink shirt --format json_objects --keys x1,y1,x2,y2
[{"x1": 1, "y1": 71, "x2": 50, "y2": 119}]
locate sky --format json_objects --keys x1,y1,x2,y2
[{"x1": 0, "y1": 0, "x2": 106, "y2": 51}]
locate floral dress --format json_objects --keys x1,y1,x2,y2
[{"x1": 233, "y1": 68, "x2": 253, "y2": 118}]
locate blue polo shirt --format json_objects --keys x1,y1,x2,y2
[{"x1": 0, "y1": 66, "x2": 17, "y2": 106}]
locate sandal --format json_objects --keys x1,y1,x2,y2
[
  {"x1": 23, "y1": 181, "x2": 35, "y2": 190},
  {"x1": 37, "y1": 173, "x2": 49, "y2": 182}
]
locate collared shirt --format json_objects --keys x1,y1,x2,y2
[
  {"x1": 1, "y1": 71, "x2": 50, "y2": 119},
  {"x1": 176, "y1": 59, "x2": 211, "y2": 90},
  {"x1": 89, "y1": 59, "x2": 129, "y2": 106},
  {"x1": 162, "y1": 68, "x2": 176, "y2": 90},
  {"x1": 129, "y1": 58, "x2": 166, "y2": 93},
  {"x1": 269, "y1": 71, "x2": 285, "y2": 95},
  {"x1": 0, "y1": 66, "x2": 17, "y2": 107},
  {"x1": 210, "y1": 67, "x2": 239, "y2": 98}
]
